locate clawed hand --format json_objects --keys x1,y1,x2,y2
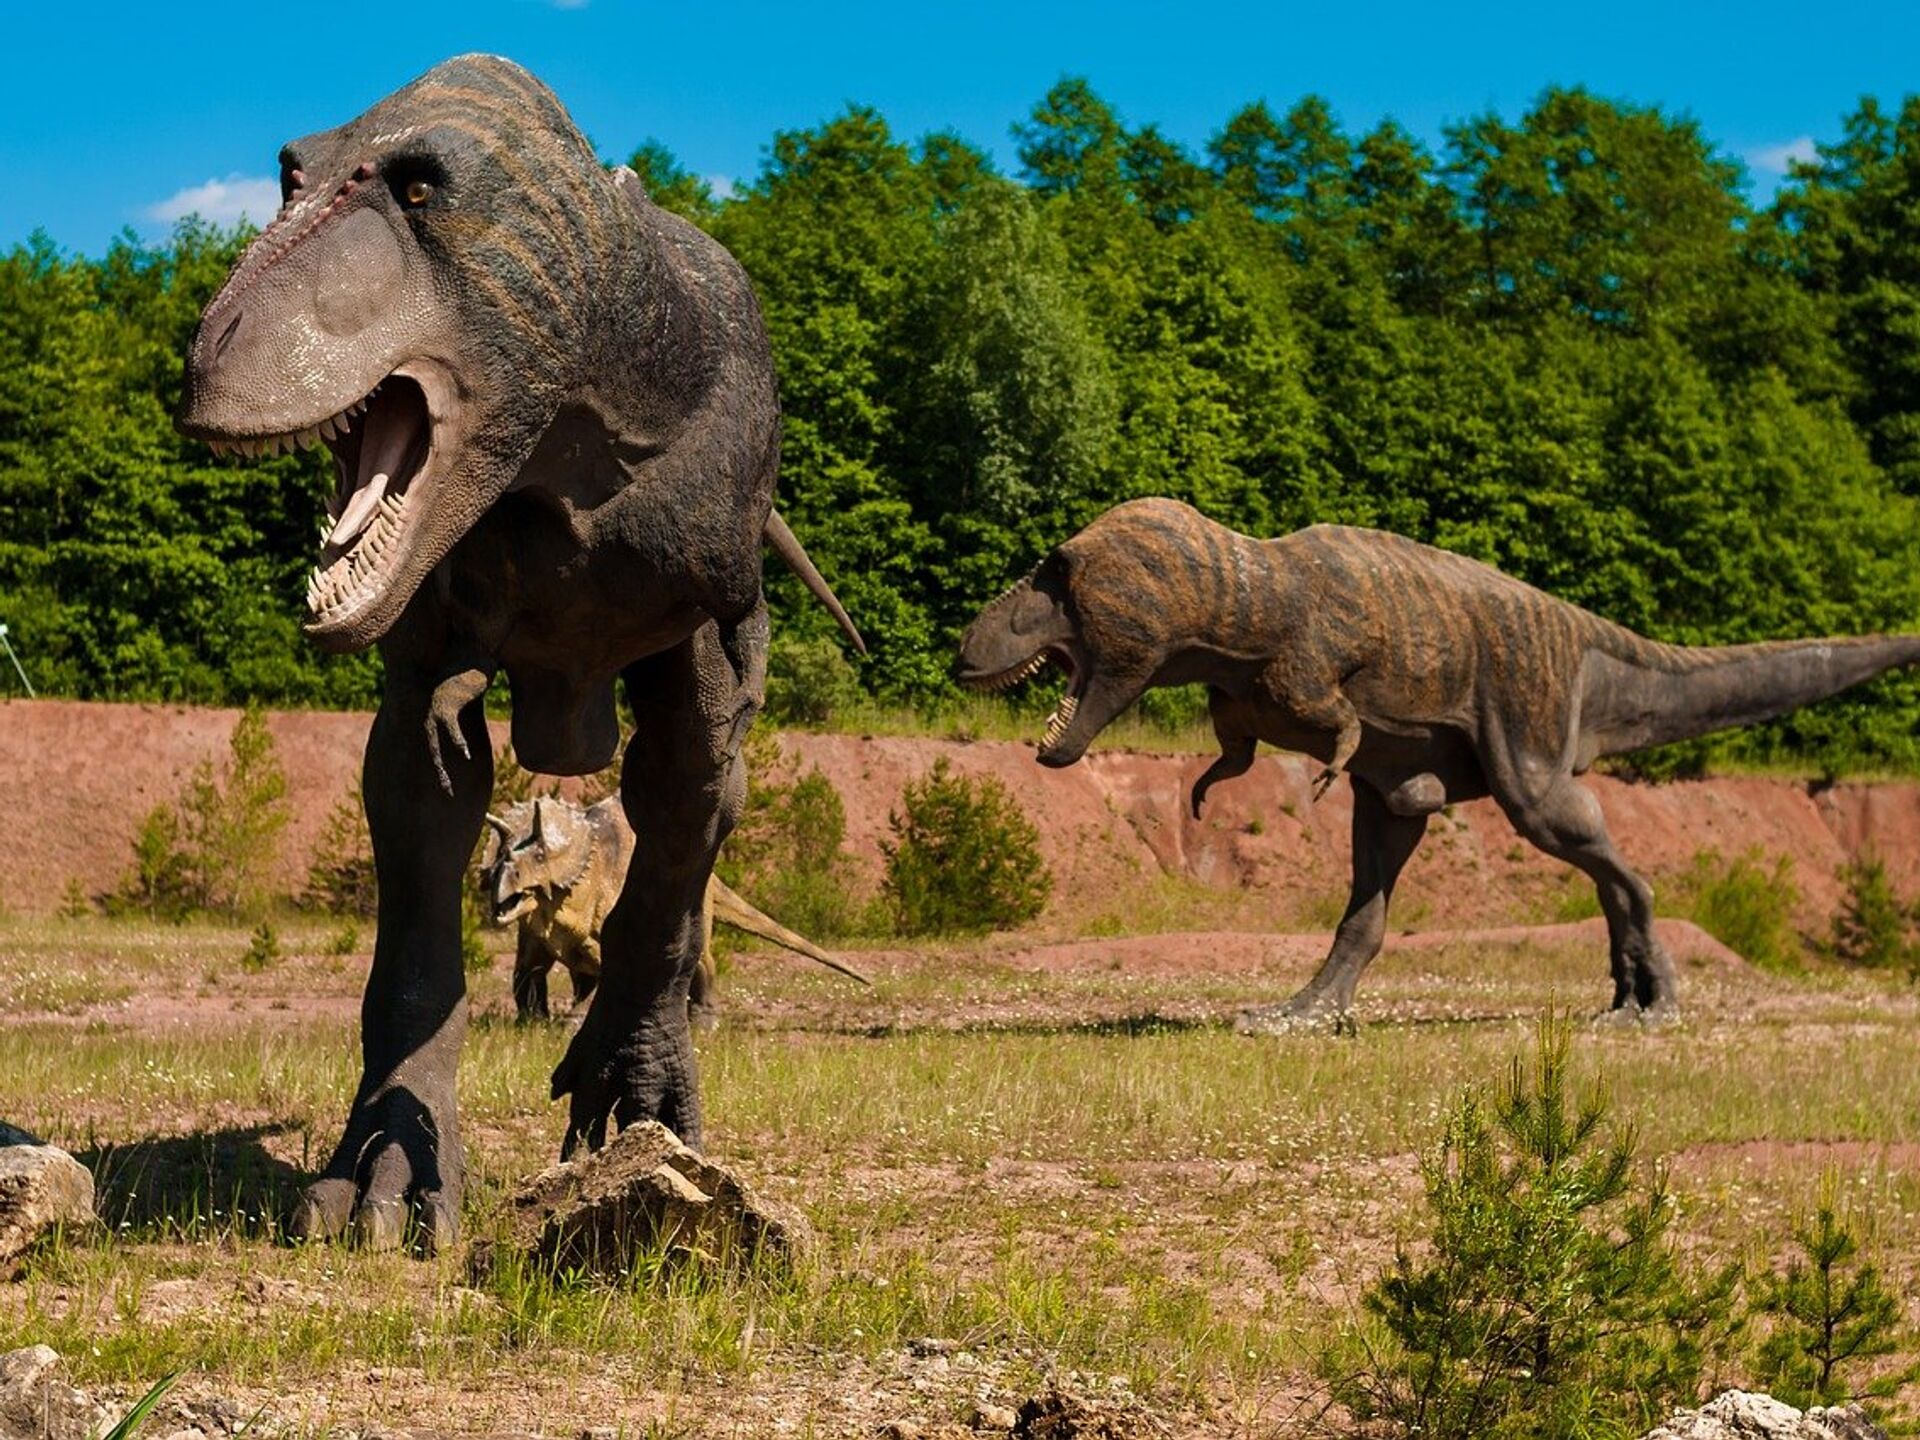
[
  {"x1": 424, "y1": 667, "x2": 492, "y2": 796},
  {"x1": 1311, "y1": 767, "x2": 1340, "y2": 802}
]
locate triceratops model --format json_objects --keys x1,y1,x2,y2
[
  {"x1": 176, "y1": 55, "x2": 862, "y2": 1249},
  {"x1": 958, "y1": 499, "x2": 1920, "y2": 1029},
  {"x1": 481, "y1": 796, "x2": 869, "y2": 1021}
]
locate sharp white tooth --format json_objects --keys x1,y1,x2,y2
[
  {"x1": 329, "y1": 471, "x2": 391, "y2": 552},
  {"x1": 334, "y1": 410, "x2": 353, "y2": 434}
]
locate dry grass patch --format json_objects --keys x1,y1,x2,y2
[{"x1": 0, "y1": 914, "x2": 1916, "y2": 1434}]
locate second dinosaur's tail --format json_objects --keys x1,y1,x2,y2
[
  {"x1": 708, "y1": 875, "x2": 872, "y2": 985},
  {"x1": 1590, "y1": 631, "x2": 1920, "y2": 753}
]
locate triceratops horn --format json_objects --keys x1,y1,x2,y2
[{"x1": 484, "y1": 812, "x2": 512, "y2": 839}]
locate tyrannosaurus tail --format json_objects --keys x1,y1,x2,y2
[
  {"x1": 764, "y1": 510, "x2": 867, "y2": 656},
  {"x1": 1590, "y1": 632, "x2": 1920, "y2": 753},
  {"x1": 708, "y1": 874, "x2": 872, "y2": 985}
]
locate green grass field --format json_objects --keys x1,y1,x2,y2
[{"x1": 2, "y1": 914, "x2": 1917, "y2": 1436}]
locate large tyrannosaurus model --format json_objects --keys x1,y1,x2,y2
[
  {"x1": 480, "y1": 795, "x2": 870, "y2": 1020},
  {"x1": 176, "y1": 55, "x2": 860, "y2": 1249},
  {"x1": 957, "y1": 498, "x2": 1920, "y2": 1028}
]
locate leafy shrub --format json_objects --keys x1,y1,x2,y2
[
  {"x1": 764, "y1": 634, "x2": 862, "y2": 728},
  {"x1": 1675, "y1": 847, "x2": 1801, "y2": 972},
  {"x1": 59, "y1": 876, "x2": 92, "y2": 918},
  {"x1": 240, "y1": 921, "x2": 280, "y2": 972},
  {"x1": 117, "y1": 804, "x2": 192, "y2": 918},
  {"x1": 113, "y1": 707, "x2": 290, "y2": 919},
  {"x1": 1321, "y1": 1017, "x2": 1738, "y2": 1440},
  {"x1": 881, "y1": 758, "x2": 1051, "y2": 936},
  {"x1": 1821, "y1": 850, "x2": 1920, "y2": 973},
  {"x1": 720, "y1": 730, "x2": 866, "y2": 939},
  {"x1": 1132, "y1": 681, "x2": 1210, "y2": 735},
  {"x1": 301, "y1": 788, "x2": 377, "y2": 918},
  {"x1": 1752, "y1": 1170, "x2": 1905, "y2": 1408}
]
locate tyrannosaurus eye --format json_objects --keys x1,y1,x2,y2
[{"x1": 404, "y1": 180, "x2": 434, "y2": 207}]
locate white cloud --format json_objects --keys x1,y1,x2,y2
[
  {"x1": 1749, "y1": 137, "x2": 1817, "y2": 176},
  {"x1": 706, "y1": 174, "x2": 737, "y2": 201},
  {"x1": 143, "y1": 174, "x2": 281, "y2": 227}
]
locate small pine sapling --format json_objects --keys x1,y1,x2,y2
[
  {"x1": 1753, "y1": 1171, "x2": 1905, "y2": 1408},
  {"x1": 1322, "y1": 1016, "x2": 1739, "y2": 1440},
  {"x1": 1822, "y1": 850, "x2": 1920, "y2": 974}
]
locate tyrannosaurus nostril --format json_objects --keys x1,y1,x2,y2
[{"x1": 212, "y1": 312, "x2": 243, "y2": 361}]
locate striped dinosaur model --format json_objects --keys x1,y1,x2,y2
[
  {"x1": 480, "y1": 796, "x2": 869, "y2": 1022},
  {"x1": 957, "y1": 498, "x2": 1920, "y2": 1029},
  {"x1": 177, "y1": 56, "x2": 861, "y2": 1249}
]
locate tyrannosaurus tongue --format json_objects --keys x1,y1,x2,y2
[{"x1": 330, "y1": 399, "x2": 421, "y2": 551}]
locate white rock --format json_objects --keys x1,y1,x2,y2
[
  {"x1": 0, "y1": 1142, "x2": 96, "y2": 1273},
  {"x1": 0, "y1": 1346, "x2": 112, "y2": 1440},
  {"x1": 1642, "y1": 1389, "x2": 1886, "y2": 1440}
]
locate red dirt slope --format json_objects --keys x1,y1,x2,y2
[{"x1": 2, "y1": 699, "x2": 1918, "y2": 930}]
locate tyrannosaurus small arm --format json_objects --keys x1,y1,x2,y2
[{"x1": 957, "y1": 498, "x2": 1920, "y2": 1028}]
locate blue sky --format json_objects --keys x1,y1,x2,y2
[{"x1": 5, "y1": 1, "x2": 1916, "y2": 255}]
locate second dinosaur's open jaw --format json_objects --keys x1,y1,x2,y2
[
  {"x1": 303, "y1": 375, "x2": 434, "y2": 626},
  {"x1": 960, "y1": 645, "x2": 1083, "y2": 751}
]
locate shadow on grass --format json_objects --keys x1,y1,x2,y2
[
  {"x1": 855, "y1": 1012, "x2": 1221, "y2": 1039},
  {"x1": 75, "y1": 1125, "x2": 306, "y2": 1238}
]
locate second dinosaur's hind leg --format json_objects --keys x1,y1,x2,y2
[
  {"x1": 1237, "y1": 777, "x2": 1428, "y2": 1034},
  {"x1": 511, "y1": 929, "x2": 552, "y2": 1021},
  {"x1": 1497, "y1": 776, "x2": 1677, "y2": 1018},
  {"x1": 688, "y1": 902, "x2": 720, "y2": 1032}
]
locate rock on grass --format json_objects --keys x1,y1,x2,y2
[
  {"x1": 0, "y1": 1347, "x2": 112, "y2": 1440},
  {"x1": 1642, "y1": 1390, "x2": 1886, "y2": 1440},
  {"x1": 0, "y1": 1126, "x2": 95, "y2": 1277},
  {"x1": 470, "y1": 1121, "x2": 813, "y2": 1282}
]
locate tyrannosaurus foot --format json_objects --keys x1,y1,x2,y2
[
  {"x1": 1233, "y1": 1000, "x2": 1357, "y2": 1037},
  {"x1": 292, "y1": 1084, "x2": 463, "y2": 1254},
  {"x1": 551, "y1": 999, "x2": 702, "y2": 1158},
  {"x1": 1592, "y1": 998, "x2": 1684, "y2": 1030}
]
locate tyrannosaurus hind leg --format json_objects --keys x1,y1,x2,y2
[
  {"x1": 1237, "y1": 777, "x2": 1428, "y2": 1033},
  {"x1": 1496, "y1": 776, "x2": 1677, "y2": 1017},
  {"x1": 550, "y1": 607, "x2": 767, "y2": 1154}
]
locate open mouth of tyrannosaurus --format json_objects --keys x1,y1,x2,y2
[
  {"x1": 957, "y1": 643, "x2": 1084, "y2": 752},
  {"x1": 205, "y1": 372, "x2": 435, "y2": 632}
]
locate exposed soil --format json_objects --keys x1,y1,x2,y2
[{"x1": 6, "y1": 700, "x2": 1920, "y2": 935}]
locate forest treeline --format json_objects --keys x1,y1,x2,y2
[{"x1": 5, "y1": 82, "x2": 1920, "y2": 771}]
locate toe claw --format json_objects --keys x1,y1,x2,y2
[
  {"x1": 415, "y1": 1192, "x2": 460, "y2": 1255},
  {"x1": 291, "y1": 1179, "x2": 356, "y2": 1242},
  {"x1": 352, "y1": 1199, "x2": 406, "y2": 1252}
]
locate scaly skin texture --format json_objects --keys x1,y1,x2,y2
[
  {"x1": 480, "y1": 795, "x2": 869, "y2": 1021},
  {"x1": 176, "y1": 56, "x2": 859, "y2": 1250},
  {"x1": 958, "y1": 498, "x2": 1920, "y2": 1027}
]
